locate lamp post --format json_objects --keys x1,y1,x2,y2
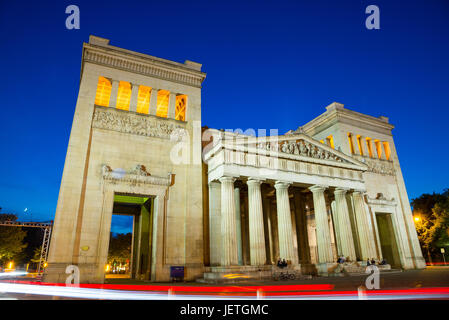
[{"x1": 441, "y1": 248, "x2": 446, "y2": 265}]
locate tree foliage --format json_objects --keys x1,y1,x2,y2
[
  {"x1": 0, "y1": 213, "x2": 28, "y2": 265},
  {"x1": 412, "y1": 189, "x2": 449, "y2": 261},
  {"x1": 31, "y1": 246, "x2": 43, "y2": 263},
  {"x1": 107, "y1": 233, "x2": 132, "y2": 265}
]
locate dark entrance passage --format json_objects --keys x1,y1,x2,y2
[
  {"x1": 376, "y1": 213, "x2": 401, "y2": 268},
  {"x1": 107, "y1": 193, "x2": 154, "y2": 280},
  {"x1": 107, "y1": 215, "x2": 133, "y2": 277}
]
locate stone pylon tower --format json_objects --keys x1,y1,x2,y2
[{"x1": 44, "y1": 36, "x2": 206, "y2": 283}]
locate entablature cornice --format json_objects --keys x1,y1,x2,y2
[
  {"x1": 82, "y1": 43, "x2": 206, "y2": 88},
  {"x1": 301, "y1": 107, "x2": 394, "y2": 137}
]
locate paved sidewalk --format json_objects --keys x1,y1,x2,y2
[{"x1": 103, "y1": 267, "x2": 449, "y2": 291}]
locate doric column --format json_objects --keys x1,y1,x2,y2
[
  {"x1": 366, "y1": 139, "x2": 374, "y2": 158},
  {"x1": 352, "y1": 190, "x2": 377, "y2": 260},
  {"x1": 356, "y1": 135, "x2": 366, "y2": 156},
  {"x1": 149, "y1": 88, "x2": 159, "y2": 116},
  {"x1": 309, "y1": 185, "x2": 334, "y2": 263},
  {"x1": 109, "y1": 80, "x2": 120, "y2": 108},
  {"x1": 234, "y1": 187, "x2": 243, "y2": 265},
  {"x1": 275, "y1": 181, "x2": 297, "y2": 264},
  {"x1": 293, "y1": 191, "x2": 311, "y2": 264},
  {"x1": 129, "y1": 83, "x2": 140, "y2": 112},
  {"x1": 247, "y1": 178, "x2": 266, "y2": 266},
  {"x1": 331, "y1": 200, "x2": 342, "y2": 255},
  {"x1": 334, "y1": 188, "x2": 357, "y2": 261},
  {"x1": 378, "y1": 142, "x2": 387, "y2": 160},
  {"x1": 168, "y1": 92, "x2": 177, "y2": 119},
  {"x1": 208, "y1": 181, "x2": 221, "y2": 266},
  {"x1": 219, "y1": 176, "x2": 238, "y2": 266},
  {"x1": 262, "y1": 191, "x2": 273, "y2": 264}
]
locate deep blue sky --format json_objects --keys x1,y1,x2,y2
[{"x1": 0, "y1": 0, "x2": 448, "y2": 225}]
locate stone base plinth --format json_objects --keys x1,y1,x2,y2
[
  {"x1": 315, "y1": 263, "x2": 339, "y2": 277},
  {"x1": 42, "y1": 263, "x2": 70, "y2": 284},
  {"x1": 43, "y1": 262, "x2": 104, "y2": 284},
  {"x1": 414, "y1": 256, "x2": 427, "y2": 269},
  {"x1": 199, "y1": 265, "x2": 286, "y2": 283},
  {"x1": 377, "y1": 264, "x2": 391, "y2": 270}
]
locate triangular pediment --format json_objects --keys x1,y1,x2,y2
[{"x1": 225, "y1": 132, "x2": 367, "y2": 170}]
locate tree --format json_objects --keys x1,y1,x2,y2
[
  {"x1": 0, "y1": 213, "x2": 28, "y2": 266},
  {"x1": 107, "y1": 233, "x2": 132, "y2": 267},
  {"x1": 412, "y1": 189, "x2": 449, "y2": 263},
  {"x1": 31, "y1": 246, "x2": 43, "y2": 263}
]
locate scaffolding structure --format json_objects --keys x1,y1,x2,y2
[{"x1": 0, "y1": 220, "x2": 53, "y2": 274}]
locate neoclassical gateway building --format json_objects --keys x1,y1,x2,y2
[{"x1": 44, "y1": 36, "x2": 425, "y2": 283}]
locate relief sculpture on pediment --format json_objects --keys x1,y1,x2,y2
[{"x1": 255, "y1": 139, "x2": 346, "y2": 163}]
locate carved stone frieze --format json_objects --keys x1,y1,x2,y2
[
  {"x1": 101, "y1": 164, "x2": 173, "y2": 187},
  {"x1": 362, "y1": 158, "x2": 396, "y2": 176},
  {"x1": 367, "y1": 194, "x2": 396, "y2": 206},
  {"x1": 92, "y1": 106, "x2": 187, "y2": 141},
  {"x1": 254, "y1": 139, "x2": 348, "y2": 163}
]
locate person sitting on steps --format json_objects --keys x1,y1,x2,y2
[
  {"x1": 277, "y1": 258, "x2": 287, "y2": 268},
  {"x1": 282, "y1": 259, "x2": 287, "y2": 267}
]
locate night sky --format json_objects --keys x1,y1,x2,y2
[{"x1": 0, "y1": 0, "x2": 448, "y2": 228}]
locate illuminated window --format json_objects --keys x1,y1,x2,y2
[
  {"x1": 116, "y1": 81, "x2": 131, "y2": 111},
  {"x1": 366, "y1": 137, "x2": 374, "y2": 158},
  {"x1": 383, "y1": 141, "x2": 391, "y2": 160},
  {"x1": 136, "y1": 85, "x2": 151, "y2": 114},
  {"x1": 156, "y1": 90, "x2": 170, "y2": 118},
  {"x1": 175, "y1": 95, "x2": 187, "y2": 121},
  {"x1": 348, "y1": 133, "x2": 355, "y2": 154},
  {"x1": 356, "y1": 135, "x2": 364, "y2": 156},
  {"x1": 374, "y1": 139, "x2": 382, "y2": 159},
  {"x1": 326, "y1": 135, "x2": 335, "y2": 149},
  {"x1": 94, "y1": 76, "x2": 112, "y2": 107}
]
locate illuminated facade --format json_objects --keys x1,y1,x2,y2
[{"x1": 44, "y1": 36, "x2": 425, "y2": 284}]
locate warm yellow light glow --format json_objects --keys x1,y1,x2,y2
[
  {"x1": 326, "y1": 135, "x2": 335, "y2": 149},
  {"x1": 383, "y1": 141, "x2": 391, "y2": 160},
  {"x1": 223, "y1": 273, "x2": 250, "y2": 279},
  {"x1": 8, "y1": 261, "x2": 13, "y2": 269},
  {"x1": 94, "y1": 76, "x2": 112, "y2": 107},
  {"x1": 414, "y1": 217, "x2": 420, "y2": 222},
  {"x1": 43, "y1": 262, "x2": 48, "y2": 268},
  {"x1": 348, "y1": 133, "x2": 355, "y2": 154},
  {"x1": 366, "y1": 137, "x2": 374, "y2": 158},
  {"x1": 320, "y1": 139, "x2": 325, "y2": 144},
  {"x1": 356, "y1": 135, "x2": 364, "y2": 156},
  {"x1": 374, "y1": 139, "x2": 382, "y2": 159},
  {"x1": 156, "y1": 90, "x2": 169, "y2": 118},
  {"x1": 105, "y1": 264, "x2": 110, "y2": 272},
  {"x1": 116, "y1": 81, "x2": 131, "y2": 111},
  {"x1": 175, "y1": 95, "x2": 187, "y2": 121},
  {"x1": 136, "y1": 85, "x2": 151, "y2": 114}
]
